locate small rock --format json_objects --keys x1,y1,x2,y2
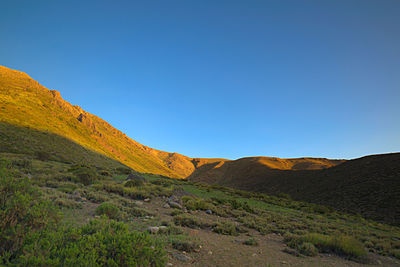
[
  {"x1": 205, "y1": 209, "x2": 212, "y2": 215},
  {"x1": 94, "y1": 215, "x2": 100, "y2": 219},
  {"x1": 168, "y1": 195, "x2": 179, "y2": 203},
  {"x1": 144, "y1": 198, "x2": 151, "y2": 202},
  {"x1": 166, "y1": 263, "x2": 173, "y2": 267},
  {"x1": 135, "y1": 201, "x2": 144, "y2": 206},
  {"x1": 168, "y1": 201, "x2": 182, "y2": 209},
  {"x1": 81, "y1": 197, "x2": 87, "y2": 201},
  {"x1": 208, "y1": 251, "x2": 213, "y2": 255},
  {"x1": 147, "y1": 226, "x2": 159, "y2": 234},
  {"x1": 252, "y1": 253, "x2": 257, "y2": 257},
  {"x1": 183, "y1": 207, "x2": 188, "y2": 213},
  {"x1": 172, "y1": 252, "x2": 191, "y2": 262},
  {"x1": 163, "y1": 203, "x2": 171, "y2": 209},
  {"x1": 281, "y1": 261, "x2": 288, "y2": 264}
]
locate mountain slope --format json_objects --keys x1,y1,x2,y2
[
  {"x1": 0, "y1": 65, "x2": 339, "y2": 178},
  {"x1": 189, "y1": 153, "x2": 400, "y2": 224},
  {"x1": 0, "y1": 65, "x2": 197, "y2": 177}
]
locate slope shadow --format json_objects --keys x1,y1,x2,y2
[{"x1": 0, "y1": 121, "x2": 127, "y2": 169}]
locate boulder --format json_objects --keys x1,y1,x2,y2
[
  {"x1": 163, "y1": 203, "x2": 171, "y2": 209},
  {"x1": 205, "y1": 209, "x2": 212, "y2": 215}
]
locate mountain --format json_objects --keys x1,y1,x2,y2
[
  {"x1": 1, "y1": 65, "x2": 398, "y2": 224},
  {"x1": 189, "y1": 153, "x2": 400, "y2": 224},
  {"x1": 0, "y1": 65, "x2": 338, "y2": 178},
  {"x1": 0, "y1": 65, "x2": 206, "y2": 177}
]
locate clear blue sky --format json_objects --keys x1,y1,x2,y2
[{"x1": 1, "y1": 0, "x2": 399, "y2": 159}]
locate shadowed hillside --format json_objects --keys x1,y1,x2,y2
[{"x1": 189, "y1": 153, "x2": 400, "y2": 225}]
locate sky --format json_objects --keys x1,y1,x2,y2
[{"x1": 1, "y1": 0, "x2": 399, "y2": 160}]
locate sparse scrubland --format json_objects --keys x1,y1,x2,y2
[{"x1": 1, "y1": 153, "x2": 399, "y2": 266}]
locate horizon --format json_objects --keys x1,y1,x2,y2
[{"x1": 1, "y1": 1, "x2": 400, "y2": 160}]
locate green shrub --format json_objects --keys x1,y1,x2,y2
[
  {"x1": 171, "y1": 236, "x2": 199, "y2": 252},
  {"x1": 212, "y1": 222, "x2": 238, "y2": 236},
  {"x1": 96, "y1": 202, "x2": 120, "y2": 219},
  {"x1": 70, "y1": 165, "x2": 97, "y2": 185},
  {"x1": 0, "y1": 166, "x2": 60, "y2": 262},
  {"x1": 170, "y1": 209, "x2": 184, "y2": 216},
  {"x1": 125, "y1": 179, "x2": 144, "y2": 187},
  {"x1": 244, "y1": 237, "x2": 258, "y2": 246},
  {"x1": 285, "y1": 233, "x2": 366, "y2": 258},
  {"x1": 17, "y1": 219, "x2": 167, "y2": 266},
  {"x1": 299, "y1": 242, "x2": 318, "y2": 256},
  {"x1": 173, "y1": 214, "x2": 209, "y2": 229}
]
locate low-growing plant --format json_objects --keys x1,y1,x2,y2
[
  {"x1": 95, "y1": 202, "x2": 120, "y2": 219},
  {"x1": 213, "y1": 222, "x2": 238, "y2": 236},
  {"x1": 170, "y1": 235, "x2": 199, "y2": 252},
  {"x1": 244, "y1": 237, "x2": 258, "y2": 246},
  {"x1": 173, "y1": 214, "x2": 210, "y2": 229}
]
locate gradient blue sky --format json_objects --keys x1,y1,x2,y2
[{"x1": 1, "y1": 0, "x2": 399, "y2": 159}]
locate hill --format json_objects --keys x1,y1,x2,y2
[
  {"x1": 189, "y1": 153, "x2": 400, "y2": 224},
  {"x1": 0, "y1": 65, "x2": 338, "y2": 178}
]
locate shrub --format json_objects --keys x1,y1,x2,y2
[
  {"x1": 173, "y1": 214, "x2": 209, "y2": 229},
  {"x1": 125, "y1": 179, "x2": 144, "y2": 187},
  {"x1": 70, "y1": 165, "x2": 97, "y2": 185},
  {"x1": 285, "y1": 233, "x2": 366, "y2": 258},
  {"x1": 171, "y1": 236, "x2": 199, "y2": 252},
  {"x1": 96, "y1": 202, "x2": 120, "y2": 219},
  {"x1": 35, "y1": 151, "x2": 51, "y2": 161},
  {"x1": 17, "y1": 219, "x2": 167, "y2": 266},
  {"x1": 212, "y1": 222, "x2": 238, "y2": 236},
  {"x1": 0, "y1": 166, "x2": 60, "y2": 262},
  {"x1": 299, "y1": 242, "x2": 318, "y2": 256},
  {"x1": 244, "y1": 237, "x2": 258, "y2": 246}
]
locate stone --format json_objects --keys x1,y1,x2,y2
[
  {"x1": 205, "y1": 209, "x2": 212, "y2": 215},
  {"x1": 135, "y1": 201, "x2": 144, "y2": 206},
  {"x1": 147, "y1": 226, "x2": 159, "y2": 234},
  {"x1": 144, "y1": 198, "x2": 151, "y2": 202},
  {"x1": 166, "y1": 263, "x2": 173, "y2": 267},
  {"x1": 163, "y1": 203, "x2": 170, "y2": 209},
  {"x1": 168, "y1": 201, "x2": 182, "y2": 209},
  {"x1": 168, "y1": 195, "x2": 179, "y2": 203},
  {"x1": 172, "y1": 252, "x2": 191, "y2": 262}
]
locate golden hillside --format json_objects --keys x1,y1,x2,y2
[{"x1": 0, "y1": 65, "x2": 341, "y2": 178}]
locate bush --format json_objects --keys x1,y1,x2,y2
[
  {"x1": 0, "y1": 166, "x2": 60, "y2": 262},
  {"x1": 70, "y1": 165, "x2": 97, "y2": 185},
  {"x1": 35, "y1": 151, "x2": 51, "y2": 161},
  {"x1": 171, "y1": 236, "x2": 199, "y2": 252},
  {"x1": 244, "y1": 237, "x2": 258, "y2": 246},
  {"x1": 285, "y1": 233, "x2": 366, "y2": 258},
  {"x1": 212, "y1": 222, "x2": 238, "y2": 236},
  {"x1": 299, "y1": 242, "x2": 318, "y2": 256},
  {"x1": 125, "y1": 179, "x2": 144, "y2": 187},
  {"x1": 17, "y1": 219, "x2": 167, "y2": 266},
  {"x1": 96, "y1": 202, "x2": 120, "y2": 219},
  {"x1": 173, "y1": 214, "x2": 209, "y2": 229}
]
